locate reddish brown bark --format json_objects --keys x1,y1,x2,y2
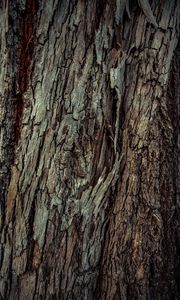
[{"x1": 15, "y1": 0, "x2": 38, "y2": 143}]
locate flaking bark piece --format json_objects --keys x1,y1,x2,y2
[
  {"x1": 126, "y1": 0, "x2": 131, "y2": 19},
  {"x1": 115, "y1": 0, "x2": 126, "y2": 24},
  {"x1": 138, "y1": 0, "x2": 158, "y2": 27}
]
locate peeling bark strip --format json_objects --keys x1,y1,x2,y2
[
  {"x1": 15, "y1": 0, "x2": 38, "y2": 143},
  {"x1": 115, "y1": 0, "x2": 158, "y2": 26},
  {"x1": 0, "y1": 0, "x2": 179, "y2": 299},
  {"x1": 138, "y1": 0, "x2": 158, "y2": 27}
]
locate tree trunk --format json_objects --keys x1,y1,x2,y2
[{"x1": 0, "y1": 0, "x2": 179, "y2": 299}]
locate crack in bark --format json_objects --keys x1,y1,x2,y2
[{"x1": 15, "y1": 0, "x2": 38, "y2": 144}]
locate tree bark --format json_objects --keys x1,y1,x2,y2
[{"x1": 0, "y1": 0, "x2": 179, "y2": 299}]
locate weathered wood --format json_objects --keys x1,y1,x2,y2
[{"x1": 0, "y1": 0, "x2": 179, "y2": 299}]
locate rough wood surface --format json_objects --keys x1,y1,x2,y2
[{"x1": 0, "y1": 0, "x2": 179, "y2": 299}]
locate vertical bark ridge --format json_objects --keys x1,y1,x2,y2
[
  {"x1": 167, "y1": 41, "x2": 180, "y2": 297},
  {"x1": 0, "y1": 0, "x2": 39, "y2": 298},
  {"x1": 97, "y1": 1, "x2": 180, "y2": 299}
]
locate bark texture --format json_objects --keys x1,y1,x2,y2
[{"x1": 0, "y1": 0, "x2": 179, "y2": 299}]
